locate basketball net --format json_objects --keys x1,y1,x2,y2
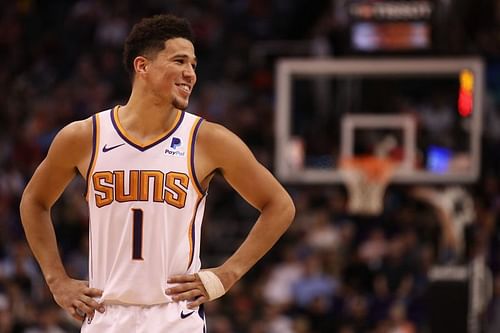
[{"x1": 340, "y1": 156, "x2": 396, "y2": 215}]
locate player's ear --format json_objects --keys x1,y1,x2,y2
[{"x1": 134, "y1": 56, "x2": 148, "y2": 76}]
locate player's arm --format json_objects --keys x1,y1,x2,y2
[
  {"x1": 167, "y1": 122, "x2": 295, "y2": 307},
  {"x1": 410, "y1": 186, "x2": 459, "y2": 255},
  {"x1": 19, "y1": 119, "x2": 104, "y2": 321}
]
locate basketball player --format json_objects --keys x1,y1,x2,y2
[{"x1": 20, "y1": 14, "x2": 295, "y2": 332}]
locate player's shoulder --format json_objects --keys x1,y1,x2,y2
[
  {"x1": 196, "y1": 119, "x2": 253, "y2": 162},
  {"x1": 57, "y1": 116, "x2": 93, "y2": 144},
  {"x1": 60, "y1": 108, "x2": 112, "y2": 139},
  {"x1": 45, "y1": 116, "x2": 95, "y2": 167},
  {"x1": 197, "y1": 120, "x2": 234, "y2": 142}
]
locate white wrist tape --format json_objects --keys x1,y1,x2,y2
[{"x1": 197, "y1": 270, "x2": 225, "y2": 301}]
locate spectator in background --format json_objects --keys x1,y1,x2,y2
[
  {"x1": 292, "y1": 251, "x2": 337, "y2": 309},
  {"x1": 263, "y1": 246, "x2": 304, "y2": 307}
]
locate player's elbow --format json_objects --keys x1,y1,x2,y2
[
  {"x1": 287, "y1": 196, "x2": 296, "y2": 224},
  {"x1": 19, "y1": 189, "x2": 32, "y2": 225},
  {"x1": 278, "y1": 192, "x2": 296, "y2": 228}
]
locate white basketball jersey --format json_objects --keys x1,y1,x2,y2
[{"x1": 86, "y1": 106, "x2": 206, "y2": 305}]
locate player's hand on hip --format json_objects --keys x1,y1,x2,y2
[
  {"x1": 49, "y1": 277, "x2": 104, "y2": 322},
  {"x1": 166, "y1": 267, "x2": 231, "y2": 309}
]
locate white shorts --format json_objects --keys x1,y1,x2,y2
[{"x1": 81, "y1": 301, "x2": 206, "y2": 333}]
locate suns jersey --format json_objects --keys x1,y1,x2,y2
[{"x1": 85, "y1": 106, "x2": 206, "y2": 305}]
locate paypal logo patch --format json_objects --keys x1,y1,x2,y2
[
  {"x1": 171, "y1": 137, "x2": 181, "y2": 149},
  {"x1": 165, "y1": 137, "x2": 185, "y2": 156}
]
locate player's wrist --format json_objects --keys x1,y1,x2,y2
[
  {"x1": 218, "y1": 263, "x2": 245, "y2": 287},
  {"x1": 46, "y1": 271, "x2": 70, "y2": 290},
  {"x1": 197, "y1": 271, "x2": 226, "y2": 301}
]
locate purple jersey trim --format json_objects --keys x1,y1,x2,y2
[
  {"x1": 190, "y1": 118, "x2": 205, "y2": 195},
  {"x1": 110, "y1": 109, "x2": 185, "y2": 152},
  {"x1": 84, "y1": 115, "x2": 98, "y2": 198}
]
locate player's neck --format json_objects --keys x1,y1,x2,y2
[{"x1": 118, "y1": 91, "x2": 181, "y2": 142}]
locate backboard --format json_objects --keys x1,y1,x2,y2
[{"x1": 275, "y1": 58, "x2": 484, "y2": 184}]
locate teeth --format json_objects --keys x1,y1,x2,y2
[{"x1": 178, "y1": 84, "x2": 191, "y2": 93}]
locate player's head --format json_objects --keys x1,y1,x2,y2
[
  {"x1": 123, "y1": 14, "x2": 196, "y2": 110},
  {"x1": 123, "y1": 14, "x2": 194, "y2": 78}
]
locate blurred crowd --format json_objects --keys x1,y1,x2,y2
[{"x1": 2, "y1": 0, "x2": 500, "y2": 332}]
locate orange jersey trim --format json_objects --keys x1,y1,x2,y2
[
  {"x1": 187, "y1": 117, "x2": 205, "y2": 197},
  {"x1": 187, "y1": 196, "x2": 204, "y2": 270},
  {"x1": 112, "y1": 106, "x2": 183, "y2": 150}
]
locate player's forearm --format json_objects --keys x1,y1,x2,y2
[
  {"x1": 20, "y1": 194, "x2": 68, "y2": 287},
  {"x1": 221, "y1": 193, "x2": 295, "y2": 282}
]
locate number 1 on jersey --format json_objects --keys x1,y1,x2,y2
[{"x1": 132, "y1": 209, "x2": 144, "y2": 260}]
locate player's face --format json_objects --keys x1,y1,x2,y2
[{"x1": 146, "y1": 38, "x2": 197, "y2": 110}]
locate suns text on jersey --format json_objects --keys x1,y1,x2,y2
[{"x1": 92, "y1": 170, "x2": 189, "y2": 208}]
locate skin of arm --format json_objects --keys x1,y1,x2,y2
[
  {"x1": 19, "y1": 119, "x2": 104, "y2": 322},
  {"x1": 166, "y1": 121, "x2": 296, "y2": 308},
  {"x1": 410, "y1": 186, "x2": 459, "y2": 255}
]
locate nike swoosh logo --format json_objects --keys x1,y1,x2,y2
[
  {"x1": 180, "y1": 310, "x2": 195, "y2": 319},
  {"x1": 102, "y1": 143, "x2": 125, "y2": 152}
]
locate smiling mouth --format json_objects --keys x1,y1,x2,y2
[{"x1": 176, "y1": 83, "x2": 191, "y2": 94}]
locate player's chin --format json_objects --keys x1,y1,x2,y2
[{"x1": 172, "y1": 97, "x2": 189, "y2": 111}]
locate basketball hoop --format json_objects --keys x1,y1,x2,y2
[{"x1": 340, "y1": 156, "x2": 397, "y2": 215}]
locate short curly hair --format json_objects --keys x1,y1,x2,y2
[{"x1": 123, "y1": 14, "x2": 194, "y2": 80}]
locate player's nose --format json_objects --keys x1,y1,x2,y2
[{"x1": 183, "y1": 66, "x2": 196, "y2": 83}]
